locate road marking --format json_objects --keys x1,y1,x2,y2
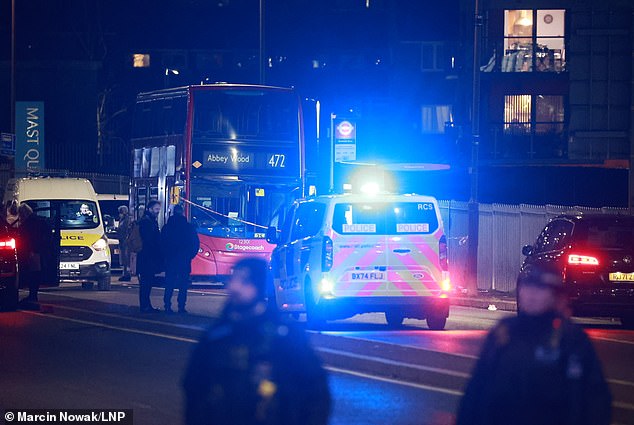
[
  {"x1": 24, "y1": 311, "x2": 198, "y2": 344},
  {"x1": 20, "y1": 310, "x2": 634, "y2": 412},
  {"x1": 38, "y1": 303, "x2": 206, "y2": 331},
  {"x1": 313, "y1": 332, "x2": 480, "y2": 360},
  {"x1": 609, "y1": 379, "x2": 634, "y2": 388},
  {"x1": 317, "y1": 347, "x2": 471, "y2": 379},
  {"x1": 591, "y1": 336, "x2": 634, "y2": 346},
  {"x1": 325, "y1": 366, "x2": 464, "y2": 396},
  {"x1": 613, "y1": 401, "x2": 634, "y2": 411}
]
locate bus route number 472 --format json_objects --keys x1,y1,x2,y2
[{"x1": 268, "y1": 154, "x2": 286, "y2": 168}]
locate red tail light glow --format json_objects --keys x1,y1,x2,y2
[
  {"x1": 568, "y1": 254, "x2": 599, "y2": 266},
  {"x1": 439, "y1": 235, "x2": 448, "y2": 271},
  {"x1": 0, "y1": 238, "x2": 16, "y2": 250}
]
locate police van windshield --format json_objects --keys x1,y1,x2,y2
[
  {"x1": 332, "y1": 202, "x2": 439, "y2": 235},
  {"x1": 26, "y1": 200, "x2": 100, "y2": 230}
]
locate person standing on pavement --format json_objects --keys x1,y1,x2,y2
[
  {"x1": 456, "y1": 264, "x2": 612, "y2": 425},
  {"x1": 183, "y1": 257, "x2": 331, "y2": 425},
  {"x1": 16, "y1": 203, "x2": 56, "y2": 310},
  {"x1": 137, "y1": 200, "x2": 163, "y2": 313},
  {"x1": 161, "y1": 204, "x2": 199, "y2": 314},
  {"x1": 116, "y1": 205, "x2": 132, "y2": 282}
]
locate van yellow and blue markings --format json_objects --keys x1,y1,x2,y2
[
  {"x1": 60, "y1": 232, "x2": 103, "y2": 247},
  {"x1": 329, "y1": 228, "x2": 444, "y2": 298}
]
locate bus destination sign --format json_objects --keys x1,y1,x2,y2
[
  {"x1": 205, "y1": 151, "x2": 254, "y2": 168},
  {"x1": 199, "y1": 149, "x2": 294, "y2": 174}
]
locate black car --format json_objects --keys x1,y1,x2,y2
[
  {"x1": 0, "y1": 225, "x2": 19, "y2": 311},
  {"x1": 519, "y1": 213, "x2": 634, "y2": 327}
]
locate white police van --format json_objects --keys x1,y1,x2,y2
[{"x1": 267, "y1": 193, "x2": 450, "y2": 329}]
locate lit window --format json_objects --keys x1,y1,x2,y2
[
  {"x1": 504, "y1": 95, "x2": 564, "y2": 135},
  {"x1": 421, "y1": 105, "x2": 453, "y2": 134},
  {"x1": 502, "y1": 10, "x2": 565, "y2": 72},
  {"x1": 133, "y1": 54, "x2": 151, "y2": 68}
]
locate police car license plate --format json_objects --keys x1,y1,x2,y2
[
  {"x1": 60, "y1": 262, "x2": 80, "y2": 270},
  {"x1": 351, "y1": 272, "x2": 384, "y2": 280},
  {"x1": 609, "y1": 272, "x2": 634, "y2": 282}
]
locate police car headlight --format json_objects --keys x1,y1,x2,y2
[{"x1": 92, "y1": 238, "x2": 108, "y2": 251}]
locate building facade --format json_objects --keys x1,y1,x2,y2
[{"x1": 465, "y1": 0, "x2": 633, "y2": 205}]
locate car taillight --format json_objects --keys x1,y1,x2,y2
[
  {"x1": 322, "y1": 236, "x2": 333, "y2": 272},
  {"x1": 0, "y1": 238, "x2": 16, "y2": 250},
  {"x1": 568, "y1": 254, "x2": 599, "y2": 266},
  {"x1": 439, "y1": 235, "x2": 448, "y2": 271}
]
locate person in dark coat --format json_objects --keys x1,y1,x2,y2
[
  {"x1": 115, "y1": 205, "x2": 132, "y2": 281},
  {"x1": 137, "y1": 200, "x2": 163, "y2": 313},
  {"x1": 183, "y1": 257, "x2": 331, "y2": 425},
  {"x1": 456, "y1": 264, "x2": 612, "y2": 425},
  {"x1": 16, "y1": 203, "x2": 56, "y2": 309},
  {"x1": 161, "y1": 204, "x2": 199, "y2": 313}
]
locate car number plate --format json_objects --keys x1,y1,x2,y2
[
  {"x1": 59, "y1": 262, "x2": 80, "y2": 270},
  {"x1": 351, "y1": 272, "x2": 384, "y2": 280},
  {"x1": 609, "y1": 272, "x2": 634, "y2": 282}
]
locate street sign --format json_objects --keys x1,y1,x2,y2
[
  {"x1": 334, "y1": 119, "x2": 356, "y2": 162},
  {"x1": 15, "y1": 101, "x2": 45, "y2": 171},
  {"x1": 0, "y1": 133, "x2": 15, "y2": 156}
]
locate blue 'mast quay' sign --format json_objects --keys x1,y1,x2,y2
[{"x1": 15, "y1": 101, "x2": 46, "y2": 171}]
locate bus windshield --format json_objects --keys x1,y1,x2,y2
[
  {"x1": 190, "y1": 181, "x2": 291, "y2": 239},
  {"x1": 192, "y1": 89, "x2": 299, "y2": 141}
]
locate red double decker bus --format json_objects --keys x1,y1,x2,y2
[{"x1": 130, "y1": 83, "x2": 314, "y2": 281}]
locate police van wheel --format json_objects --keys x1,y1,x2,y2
[
  {"x1": 81, "y1": 282, "x2": 94, "y2": 290},
  {"x1": 97, "y1": 276, "x2": 111, "y2": 291},
  {"x1": 426, "y1": 313, "x2": 447, "y2": 331},
  {"x1": 385, "y1": 310, "x2": 405, "y2": 327},
  {"x1": 305, "y1": 279, "x2": 326, "y2": 329}
]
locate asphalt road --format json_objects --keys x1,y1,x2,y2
[{"x1": 0, "y1": 282, "x2": 632, "y2": 424}]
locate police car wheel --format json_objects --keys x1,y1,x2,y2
[
  {"x1": 426, "y1": 314, "x2": 447, "y2": 331},
  {"x1": 385, "y1": 310, "x2": 405, "y2": 327}
]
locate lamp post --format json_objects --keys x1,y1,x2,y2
[
  {"x1": 259, "y1": 0, "x2": 265, "y2": 85},
  {"x1": 467, "y1": 0, "x2": 482, "y2": 295},
  {"x1": 10, "y1": 0, "x2": 16, "y2": 134}
]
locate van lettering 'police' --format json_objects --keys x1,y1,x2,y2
[
  {"x1": 61, "y1": 235, "x2": 85, "y2": 240},
  {"x1": 342, "y1": 223, "x2": 376, "y2": 233},
  {"x1": 397, "y1": 223, "x2": 430, "y2": 233}
]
